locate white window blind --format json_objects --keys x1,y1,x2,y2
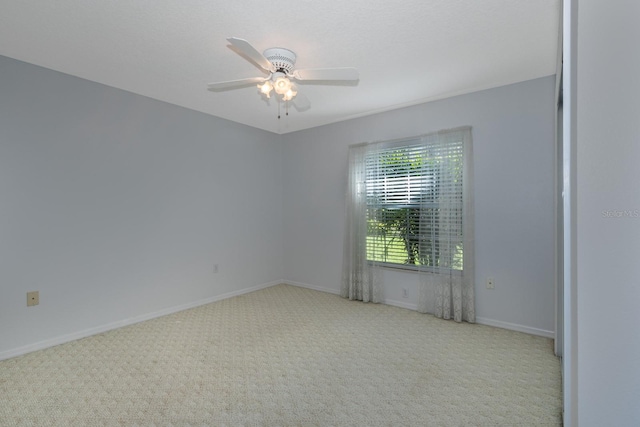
[{"x1": 365, "y1": 136, "x2": 464, "y2": 271}]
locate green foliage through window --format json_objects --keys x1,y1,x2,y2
[{"x1": 365, "y1": 141, "x2": 464, "y2": 271}]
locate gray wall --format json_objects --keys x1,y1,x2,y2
[
  {"x1": 0, "y1": 56, "x2": 284, "y2": 357},
  {"x1": 0, "y1": 54, "x2": 558, "y2": 358},
  {"x1": 575, "y1": 0, "x2": 640, "y2": 424},
  {"x1": 282, "y1": 76, "x2": 557, "y2": 335}
]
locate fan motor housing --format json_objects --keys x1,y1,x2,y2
[{"x1": 263, "y1": 48, "x2": 297, "y2": 74}]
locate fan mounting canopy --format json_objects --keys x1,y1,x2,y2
[{"x1": 263, "y1": 48, "x2": 297, "y2": 74}]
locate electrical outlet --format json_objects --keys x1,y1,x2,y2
[
  {"x1": 213, "y1": 264, "x2": 219, "y2": 274},
  {"x1": 486, "y1": 278, "x2": 495, "y2": 290},
  {"x1": 27, "y1": 291, "x2": 39, "y2": 306},
  {"x1": 402, "y1": 288, "x2": 408, "y2": 298}
]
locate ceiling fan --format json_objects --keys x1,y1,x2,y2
[{"x1": 207, "y1": 37, "x2": 359, "y2": 112}]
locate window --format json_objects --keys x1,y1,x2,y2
[
  {"x1": 343, "y1": 127, "x2": 474, "y2": 319},
  {"x1": 364, "y1": 131, "x2": 466, "y2": 272}
]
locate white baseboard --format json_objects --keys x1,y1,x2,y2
[
  {"x1": 383, "y1": 298, "x2": 418, "y2": 311},
  {"x1": 475, "y1": 317, "x2": 555, "y2": 338},
  {"x1": 0, "y1": 280, "x2": 282, "y2": 361},
  {"x1": 283, "y1": 280, "x2": 341, "y2": 295},
  {"x1": 285, "y1": 282, "x2": 417, "y2": 311},
  {"x1": 284, "y1": 280, "x2": 554, "y2": 339},
  {"x1": 2, "y1": 280, "x2": 554, "y2": 361}
]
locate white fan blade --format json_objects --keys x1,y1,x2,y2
[
  {"x1": 293, "y1": 67, "x2": 359, "y2": 82},
  {"x1": 293, "y1": 92, "x2": 311, "y2": 111},
  {"x1": 207, "y1": 77, "x2": 267, "y2": 91},
  {"x1": 227, "y1": 37, "x2": 275, "y2": 73}
]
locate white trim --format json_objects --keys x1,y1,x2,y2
[
  {"x1": 562, "y1": 0, "x2": 579, "y2": 424},
  {"x1": 475, "y1": 317, "x2": 555, "y2": 338},
  {"x1": 282, "y1": 280, "x2": 340, "y2": 295},
  {"x1": 383, "y1": 298, "x2": 418, "y2": 311},
  {"x1": 2, "y1": 280, "x2": 555, "y2": 361},
  {"x1": 285, "y1": 281, "x2": 553, "y2": 338},
  {"x1": 285, "y1": 281, "x2": 418, "y2": 311},
  {"x1": 0, "y1": 280, "x2": 282, "y2": 361}
]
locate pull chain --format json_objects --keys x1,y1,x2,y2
[{"x1": 277, "y1": 100, "x2": 290, "y2": 119}]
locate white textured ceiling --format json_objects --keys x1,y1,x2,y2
[{"x1": 0, "y1": 0, "x2": 560, "y2": 134}]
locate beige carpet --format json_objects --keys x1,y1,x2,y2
[{"x1": 0, "y1": 284, "x2": 562, "y2": 426}]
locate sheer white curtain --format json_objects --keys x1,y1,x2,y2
[
  {"x1": 342, "y1": 127, "x2": 474, "y2": 322},
  {"x1": 341, "y1": 143, "x2": 383, "y2": 303},
  {"x1": 417, "y1": 128, "x2": 475, "y2": 322}
]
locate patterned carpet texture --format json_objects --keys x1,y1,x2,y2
[{"x1": 0, "y1": 284, "x2": 562, "y2": 426}]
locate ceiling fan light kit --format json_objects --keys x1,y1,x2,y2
[
  {"x1": 207, "y1": 37, "x2": 359, "y2": 115},
  {"x1": 258, "y1": 80, "x2": 274, "y2": 98}
]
